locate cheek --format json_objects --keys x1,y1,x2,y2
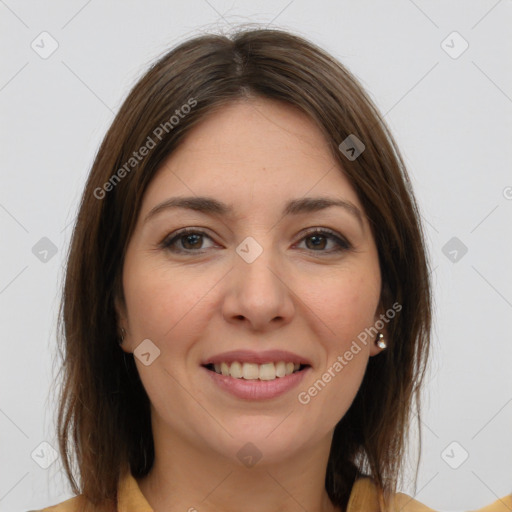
[
  {"x1": 302, "y1": 269, "x2": 381, "y2": 345},
  {"x1": 123, "y1": 256, "x2": 213, "y2": 344},
  {"x1": 295, "y1": 272, "x2": 379, "y2": 434}
]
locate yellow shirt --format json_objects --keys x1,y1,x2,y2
[{"x1": 34, "y1": 471, "x2": 512, "y2": 512}]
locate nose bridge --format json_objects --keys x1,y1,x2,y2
[
  {"x1": 223, "y1": 232, "x2": 295, "y2": 329},
  {"x1": 235, "y1": 234, "x2": 283, "y2": 299}
]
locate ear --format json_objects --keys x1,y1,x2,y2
[
  {"x1": 368, "y1": 308, "x2": 386, "y2": 357},
  {"x1": 369, "y1": 286, "x2": 392, "y2": 357},
  {"x1": 114, "y1": 290, "x2": 132, "y2": 353},
  {"x1": 114, "y1": 292, "x2": 125, "y2": 323}
]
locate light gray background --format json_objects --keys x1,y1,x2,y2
[{"x1": 1, "y1": 1, "x2": 511, "y2": 511}]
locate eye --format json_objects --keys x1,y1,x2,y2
[
  {"x1": 295, "y1": 228, "x2": 351, "y2": 254},
  {"x1": 160, "y1": 229, "x2": 215, "y2": 253},
  {"x1": 160, "y1": 227, "x2": 351, "y2": 255}
]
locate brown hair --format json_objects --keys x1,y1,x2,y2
[{"x1": 55, "y1": 26, "x2": 431, "y2": 511}]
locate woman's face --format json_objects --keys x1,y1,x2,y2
[{"x1": 118, "y1": 98, "x2": 384, "y2": 467}]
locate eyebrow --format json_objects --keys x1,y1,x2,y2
[{"x1": 144, "y1": 196, "x2": 364, "y2": 228}]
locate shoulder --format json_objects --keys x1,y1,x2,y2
[
  {"x1": 32, "y1": 468, "x2": 147, "y2": 512},
  {"x1": 347, "y1": 476, "x2": 512, "y2": 512},
  {"x1": 347, "y1": 477, "x2": 436, "y2": 511},
  {"x1": 31, "y1": 494, "x2": 107, "y2": 512},
  {"x1": 392, "y1": 491, "x2": 512, "y2": 512}
]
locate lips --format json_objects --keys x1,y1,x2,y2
[
  {"x1": 202, "y1": 363, "x2": 311, "y2": 400},
  {"x1": 201, "y1": 349, "x2": 312, "y2": 366}
]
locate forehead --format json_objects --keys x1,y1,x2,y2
[
  {"x1": 170, "y1": 98, "x2": 333, "y2": 170},
  {"x1": 141, "y1": 98, "x2": 363, "y2": 215}
]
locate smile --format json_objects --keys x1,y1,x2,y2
[
  {"x1": 203, "y1": 361, "x2": 309, "y2": 380},
  {"x1": 202, "y1": 362, "x2": 311, "y2": 401}
]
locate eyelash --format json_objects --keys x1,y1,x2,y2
[{"x1": 160, "y1": 227, "x2": 352, "y2": 255}]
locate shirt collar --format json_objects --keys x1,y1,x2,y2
[
  {"x1": 117, "y1": 469, "x2": 153, "y2": 512},
  {"x1": 117, "y1": 470, "x2": 382, "y2": 512},
  {"x1": 346, "y1": 476, "x2": 383, "y2": 511}
]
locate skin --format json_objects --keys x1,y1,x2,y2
[{"x1": 116, "y1": 97, "x2": 386, "y2": 512}]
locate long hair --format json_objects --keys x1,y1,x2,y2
[{"x1": 55, "y1": 27, "x2": 431, "y2": 512}]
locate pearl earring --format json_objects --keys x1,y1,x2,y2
[{"x1": 376, "y1": 333, "x2": 386, "y2": 349}]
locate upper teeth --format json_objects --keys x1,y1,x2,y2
[{"x1": 213, "y1": 361, "x2": 301, "y2": 380}]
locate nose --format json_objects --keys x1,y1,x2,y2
[{"x1": 221, "y1": 244, "x2": 295, "y2": 332}]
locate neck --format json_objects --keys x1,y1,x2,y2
[{"x1": 137, "y1": 416, "x2": 340, "y2": 512}]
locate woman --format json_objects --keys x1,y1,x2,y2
[{"x1": 36, "y1": 28, "x2": 510, "y2": 512}]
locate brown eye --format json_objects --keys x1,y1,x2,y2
[
  {"x1": 297, "y1": 229, "x2": 351, "y2": 253},
  {"x1": 161, "y1": 229, "x2": 214, "y2": 253},
  {"x1": 180, "y1": 233, "x2": 203, "y2": 250},
  {"x1": 160, "y1": 227, "x2": 351, "y2": 256},
  {"x1": 305, "y1": 234, "x2": 328, "y2": 250}
]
